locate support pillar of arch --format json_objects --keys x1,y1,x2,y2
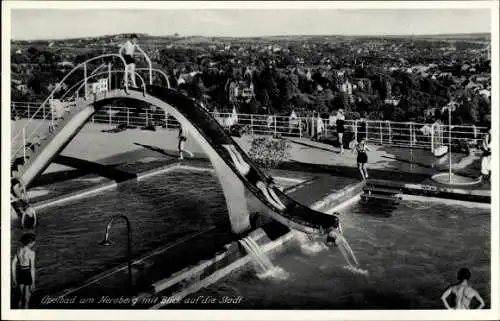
[
  {"x1": 211, "y1": 156, "x2": 251, "y2": 234},
  {"x1": 21, "y1": 105, "x2": 96, "y2": 187},
  {"x1": 142, "y1": 96, "x2": 252, "y2": 234}
]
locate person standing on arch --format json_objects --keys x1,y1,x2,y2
[{"x1": 119, "y1": 34, "x2": 146, "y2": 88}]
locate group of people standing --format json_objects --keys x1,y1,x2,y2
[{"x1": 11, "y1": 180, "x2": 38, "y2": 309}]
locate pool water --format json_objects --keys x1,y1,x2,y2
[
  {"x1": 11, "y1": 168, "x2": 301, "y2": 301},
  {"x1": 11, "y1": 170, "x2": 230, "y2": 296},
  {"x1": 179, "y1": 199, "x2": 490, "y2": 309}
]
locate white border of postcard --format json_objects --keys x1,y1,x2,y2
[{"x1": 2, "y1": 1, "x2": 499, "y2": 320}]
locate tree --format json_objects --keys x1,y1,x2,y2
[{"x1": 256, "y1": 88, "x2": 270, "y2": 110}]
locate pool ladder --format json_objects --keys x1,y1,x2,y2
[{"x1": 361, "y1": 183, "x2": 402, "y2": 204}]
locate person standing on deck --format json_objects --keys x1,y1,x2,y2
[
  {"x1": 336, "y1": 109, "x2": 346, "y2": 155},
  {"x1": 119, "y1": 34, "x2": 146, "y2": 88},
  {"x1": 351, "y1": 136, "x2": 371, "y2": 180},
  {"x1": 178, "y1": 126, "x2": 188, "y2": 160},
  {"x1": 479, "y1": 128, "x2": 491, "y2": 182},
  {"x1": 12, "y1": 233, "x2": 36, "y2": 309},
  {"x1": 441, "y1": 268, "x2": 485, "y2": 309}
]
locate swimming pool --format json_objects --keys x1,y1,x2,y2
[
  {"x1": 176, "y1": 198, "x2": 490, "y2": 309},
  {"x1": 11, "y1": 168, "x2": 303, "y2": 306}
]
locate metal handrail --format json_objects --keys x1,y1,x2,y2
[
  {"x1": 11, "y1": 70, "x2": 147, "y2": 160},
  {"x1": 136, "y1": 48, "x2": 153, "y2": 86},
  {"x1": 12, "y1": 101, "x2": 488, "y2": 150},
  {"x1": 11, "y1": 70, "x2": 148, "y2": 161},
  {"x1": 54, "y1": 69, "x2": 147, "y2": 104},
  {"x1": 135, "y1": 68, "x2": 170, "y2": 88},
  {"x1": 11, "y1": 60, "x2": 134, "y2": 156},
  {"x1": 12, "y1": 54, "x2": 128, "y2": 146},
  {"x1": 59, "y1": 63, "x2": 108, "y2": 101}
]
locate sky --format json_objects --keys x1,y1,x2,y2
[{"x1": 10, "y1": 8, "x2": 491, "y2": 40}]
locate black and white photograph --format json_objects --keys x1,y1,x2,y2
[{"x1": 2, "y1": 1, "x2": 499, "y2": 320}]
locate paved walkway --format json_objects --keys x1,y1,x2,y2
[{"x1": 11, "y1": 120, "x2": 489, "y2": 201}]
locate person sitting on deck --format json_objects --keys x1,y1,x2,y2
[
  {"x1": 441, "y1": 268, "x2": 485, "y2": 309},
  {"x1": 12, "y1": 233, "x2": 36, "y2": 309}
]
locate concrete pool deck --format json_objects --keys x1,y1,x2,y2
[
  {"x1": 10, "y1": 120, "x2": 491, "y2": 309},
  {"x1": 11, "y1": 121, "x2": 490, "y2": 204}
]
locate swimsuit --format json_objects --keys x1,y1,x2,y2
[
  {"x1": 123, "y1": 55, "x2": 135, "y2": 65},
  {"x1": 356, "y1": 144, "x2": 368, "y2": 164},
  {"x1": 18, "y1": 266, "x2": 32, "y2": 285},
  {"x1": 24, "y1": 215, "x2": 36, "y2": 230},
  {"x1": 16, "y1": 251, "x2": 32, "y2": 286},
  {"x1": 122, "y1": 41, "x2": 136, "y2": 65},
  {"x1": 336, "y1": 118, "x2": 345, "y2": 134}
]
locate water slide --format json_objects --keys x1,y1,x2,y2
[
  {"x1": 12, "y1": 85, "x2": 337, "y2": 235},
  {"x1": 144, "y1": 85, "x2": 337, "y2": 234}
]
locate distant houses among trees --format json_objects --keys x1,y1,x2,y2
[{"x1": 10, "y1": 34, "x2": 491, "y2": 127}]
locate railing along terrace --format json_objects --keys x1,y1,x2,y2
[{"x1": 11, "y1": 103, "x2": 488, "y2": 151}]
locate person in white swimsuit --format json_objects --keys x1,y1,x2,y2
[
  {"x1": 441, "y1": 268, "x2": 485, "y2": 309},
  {"x1": 119, "y1": 34, "x2": 144, "y2": 88}
]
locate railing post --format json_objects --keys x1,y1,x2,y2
[
  {"x1": 84, "y1": 63, "x2": 88, "y2": 99},
  {"x1": 274, "y1": 115, "x2": 277, "y2": 137},
  {"x1": 109, "y1": 108, "x2": 112, "y2": 125},
  {"x1": 380, "y1": 122, "x2": 383, "y2": 145},
  {"x1": 42, "y1": 103, "x2": 46, "y2": 118},
  {"x1": 27, "y1": 103, "x2": 30, "y2": 119},
  {"x1": 108, "y1": 63, "x2": 112, "y2": 89},
  {"x1": 354, "y1": 120, "x2": 358, "y2": 142},
  {"x1": 22, "y1": 127, "x2": 26, "y2": 162},
  {"x1": 410, "y1": 122, "x2": 414, "y2": 146},
  {"x1": 145, "y1": 109, "x2": 149, "y2": 126},
  {"x1": 431, "y1": 124, "x2": 434, "y2": 152},
  {"x1": 323, "y1": 117, "x2": 328, "y2": 138},
  {"x1": 311, "y1": 116, "x2": 315, "y2": 138},
  {"x1": 299, "y1": 116, "x2": 302, "y2": 138},
  {"x1": 127, "y1": 108, "x2": 130, "y2": 127},
  {"x1": 387, "y1": 121, "x2": 392, "y2": 144},
  {"x1": 50, "y1": 95, "x2": 55, "y2": 130},
  {"x1": 250, "y1": 114, "x2": 254, "y2": 135},
  {"x1": 365, "y1": 121, "x2": 369, "y2": 141}
]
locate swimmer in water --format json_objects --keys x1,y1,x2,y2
[
  {"x1": 441, "y1": 268, "x2": 485, "y2": 309},
  {"x1": 325, "y1": 214, "x2": 359, "y2": 267},
  {"x1": 12, "y1": 233, "x2": 36, "y2": 309}
]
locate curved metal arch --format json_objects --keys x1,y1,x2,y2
[
  {"x1": 12, "y1": 54, "x2": 130, "y2": 155},
  {"x1": 60, "y1": 70, "x2": 148, "y2": 102},
  {"x1": 20, "y1": 89, "x2": 336, "y2": 235},
  {"x1": 12, "y1": 71, "x2": 149, "y2": 160}
]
